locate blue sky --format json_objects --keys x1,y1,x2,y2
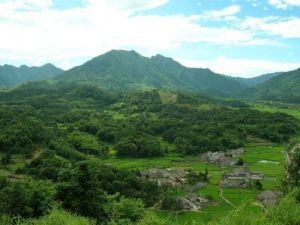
[{"x1": 0, "y1": 0, "x2": 300, "y2": 77}]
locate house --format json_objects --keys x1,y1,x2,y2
[
  {"x1": 141, "y1": 167, "x2": 188, "y2": 187},
  {"x1": 257, "y1": 190, "x2": 280, "y2": 206},
  {"x1": 220, "y1": 168, "x2": 264, "y2": 188},
  {"x1": 177, "y1": 193, "x2": 210, "y2": 211},
  {"x1": 201, "y1": 148, "x2": 245, "y2": 166},
  {"x1": 227, "y1": 148, "x2": 245, "y2": 158}
]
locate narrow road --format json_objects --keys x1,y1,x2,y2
[{"x1": 219, "y1": 187, "x2": 237, "y2": 209}]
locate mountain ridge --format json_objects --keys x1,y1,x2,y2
[
  {"x1": 56, "y1": 50, "x2": 246, "y2": 95},
  {"x1": 0, "y1": 63, "x2": 64, "y2": 88},
  {"x1": 253, "y1": 68, "x2": 300, "y2": 103}
]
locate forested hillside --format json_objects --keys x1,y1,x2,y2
[{"x1": 253, "y1": 68, "x2": 300, "y2": 103}]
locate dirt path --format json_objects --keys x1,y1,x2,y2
[{"x1": 220, "y1": 187, "x2": 237, "y2": 209}]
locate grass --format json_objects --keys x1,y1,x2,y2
[
  {"x1": 242, "y1": 143, "x2": 285, "y2": 189},
  {"x1": 253, "y1": 104, "x2": 300, "y2": 120},
  {"x1": 223, "y1": 188, "x2": 260, "y2": 206}
]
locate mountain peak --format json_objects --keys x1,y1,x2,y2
[
  {"x1": 103, "y1": 49, "x2": 141, "y2": 57},
  {"x1": 56, "y1": 50, "x2": 245, "y2": 94}
]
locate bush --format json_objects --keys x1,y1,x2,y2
[{"x1": 0, "y1": 178, "x2": 55, "y2": 218}]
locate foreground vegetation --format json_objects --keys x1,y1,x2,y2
[{"x1": 0, "y1": 84, "x2": 299, "y2": 224}]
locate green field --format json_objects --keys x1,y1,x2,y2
[{"x1": 101, "y1": 139, "x2": 288, "y2": 224}]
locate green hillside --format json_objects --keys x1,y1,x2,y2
[
  {"x1": 56, "y1": 50, "x2": 246, "y2": 95},
  {"x1": 232, "y1": 72, "x2": 282, "y2": 87},
  {"x1": 0, "y1": 63, "x2": 63, "y2": 88},
  {"x1": 254, "y1": 68, "x2": 300, "y2": 103}
]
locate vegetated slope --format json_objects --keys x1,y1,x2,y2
[
  {"x1": 0, "y1": 63, "x2": 64, "y2": 88},
  {"x1": 254, "y1": 68, "x2": 300, "y2": 103},
  {"x1": 232, "y1": 72, "x2": 282, "y2": 87},
  {"x1": 56, "y1": 50, "x2": 246, "y2": 95}
]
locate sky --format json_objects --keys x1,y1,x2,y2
[{"x1": 0, "y1": 0, "x2": 300, "y2": 77}]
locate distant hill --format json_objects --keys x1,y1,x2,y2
[
  {"x1": 232, "y1": 72, "x2": 282, "y2": 87},
  {"x1": 0, "y1": 63, "x2": 64, "y2": 88},
  {"x1": 254, "y1": 68, "x2": 300, "y2": 103},
  {"x1": 56, "y1": 50, "x2": 246, "y2": 95}
]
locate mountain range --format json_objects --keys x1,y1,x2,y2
[
  {"x1": 0, "y1": 63, "x2": 63, "y2": 88},
  {"x1": 56, "y1": 50, "x2": 245, "y2": 95},
  {"x1": 0, "y1": 50, "x2": 299, "y2": 103},
  {"x1": 231, "y1": 72, "x2": 282, "y2": 87}
]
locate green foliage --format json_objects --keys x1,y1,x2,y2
[
  {"x1": 253, "y1": 180, "x2": 263, "y2": 190},
  {"x1": 186, "y1": 169, "x2": 208, "y2": 185},
  {"x1": 208, "y1": 189, "x2": 300, "y2": 225},
  {"x1": 56, "y1": 162, "x2": 108, "y2": 222},
  {"x1": 0, "y1": 208, "x2": 96, "y2": 225},
  {"x1": 25, "y1": 150, "x2": 72, "y2": 181},
  {"x1": 0, "y1": 178, "x2": 55, "y2": 218},
  {"x1": 283, "y1": 147, "x2": 300, "y2": 190},
  {"x1": 0, "y1": 78, "x2": 298, "y2": 225},
  {"x1": 116, "y1": 137, "x2": 164, "y2": 158},
  {"x1": 68, "y1": 131, "x2": 109, "y2": 158},
  {"x1": 1, "y1": 152, "x2": 11, "y2": 165},
  {"x1": 105, "y1": 194, "x2": 145, "y2": 224},
  {"x1": 27, "y1": 208, "x2": 96, "y2": 225}
]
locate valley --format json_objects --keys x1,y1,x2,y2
[
  {"x1": 1, "y1": 0, "x2": 300, "y2": 223},
  {"x1": 0, "y1": 81, "x2": 299, "y2": 224},
  {"x1": 0, "y1": 51, "x2": 299, "y2": 225}
]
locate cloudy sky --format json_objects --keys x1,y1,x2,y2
[{"x1": 0, "y1": 0, "x2": 300, "y2": 77}]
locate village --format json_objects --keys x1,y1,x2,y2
[{"x1": 140, "y1": 147, "x2": 280, "y2": 211}]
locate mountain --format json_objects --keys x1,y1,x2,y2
[
  {"x1": 232, "y1": 72, "x2": 282, "y2": 87},
  {"x1": 0, "y1": 63, "x2": 64, "y2": 88},
  {"x1": 254, "y1": 68, "x2": 300, "y2": 103},
  {"x1": 56, "y1": 50, "x2": 246, "y2": 95}
]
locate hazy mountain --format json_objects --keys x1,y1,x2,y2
[
  {"x1": 232, "y1": 72, "x2": 282, "y2": 87},
  {"x1": 56, "y1": 50, "x2": 246, "y2": 95},
  {"x1": 254, "y1": 68, "x2": 300, "y2": 103},
  {"x1": 0, "y1": 63, "x2": 64, "y2": 88}
]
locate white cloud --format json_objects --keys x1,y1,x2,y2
[
  {"x1": 203, "y1": 5, "x2": 240, "y2": 18},
  {"x1": 0, "y1": 0, "x2": 266, "y2": 69},
  {"x1": 268, "y1": 0, "x2": 300, "y2": 9},
  {"x1": 179, "y1": 56, "x2": 300, "y2": 77},
  {"x1": 84, "y1": 0, "x2": 170, "y2": 14},
  {"x1": 0, "y1": 0, "x2": 52, "y2": 10},
  {"x1": 240, "y1": 17, "x2": 300, "y2": 38}
]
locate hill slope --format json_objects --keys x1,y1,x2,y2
[
  {"x1": 232, "y1": 72, "x2": 282, "y2": 87},
  {"x1": 254, "y1": 68, "x2": 300, "y2": 103},
  {"x1": 56, "y1": 50, "x2": 246, "y2": 95},
  {"x1": 0, "y1": 63, "x2": 64, "y2": 88}
]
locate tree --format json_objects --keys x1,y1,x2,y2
[
  {"x1": 56, "y1": 161, "x2": 108, "y2": 222},
  {"x1": 105, "y1": 194, "x2": 145, "y2": 224},
  {"x1": 1, "y1": 152, "x2": 11, "y2": 165},
  {"x1": 0, "y1": 178, "x2": 55, "y2": 218}
]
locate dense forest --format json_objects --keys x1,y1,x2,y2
[{"x1": 0, "y1": 82, "x2": 299, "y2": 224}]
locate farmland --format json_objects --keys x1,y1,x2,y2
[{"x1": 102, "y1": 139, "x2": 288, "y2": 224}]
